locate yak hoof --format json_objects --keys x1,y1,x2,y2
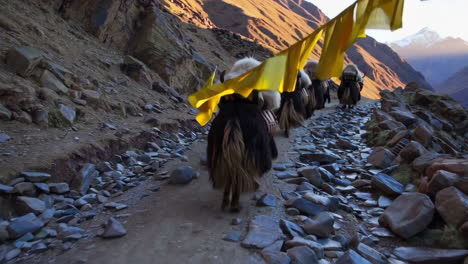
[
  {"x1": 230, "y1": 205, "x2": 241, "y2": 213},
  {"x1": 221, "y1": 200, "x2": 229, "y2": 211}
]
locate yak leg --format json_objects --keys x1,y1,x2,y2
[
  {"x1": 230, "y1": 185, "x2": 241, "y2": 213},
  {"x1": 221, "y1": 182, "x2": 231, "y2": 211}
]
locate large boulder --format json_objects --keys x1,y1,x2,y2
[
  {"x1": 399, "y1": 141, "x2": 427, "y2": 163},
  {"x1": 435, "y1": 187, "x2": 468, "y2": 227},
  {"x1": 455, "y1": 178, "x2": 468, "y2": 195},
  {"x1": 390, "y1": 110, "x2": 418, "y2": 127},
  {"x1": 427, "y1": 170, "x2": 461, "y2": 195},
  {"x1": 426, "y1": 159, "x2": 468, "y2": 179},
  {"x1": 373, "y1": 109, "x2": 394, "y2": 123},
  {"x1": 371, "y1": 173, "x2": 404, "y2": 196},
  {"x1": 5, "y1": 46, "x2": 42, "y2": 77},
  {"x1": 413, "y1": 152, "x2": 450, "y2": 174},
  {"x1": 393, "y1": 247, "x2": 468, "y2": 264},
  {"x1": 132, "y1": 8, "x2": 213, "y2": 94},
  {"x1": 368, "y1": 147, "x2": 394, "y2": 169},
  {"x1": 411, "y1": 124, "x2": 433, "y2": 147},
  {"x1": 378, "y1": 120, "x2": 406, "y2": 131},
  {"x1": 379, "y1": 193, "x2": 434, "y2": 239}
]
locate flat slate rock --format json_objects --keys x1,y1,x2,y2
[
  {"x1": 371, "y1": 173, "x2": 404, "y2": 196},
  {"x1": 287, "y1": 246, "x2": 318, "y2": 264},
  {"x1": 241, "y1": 215, "x2": 285, "y2": 249},
  {"x1": 263, "y1": 240, "x2": 284, "y2": 253},
  {"x1": 257, "y1": 194, "x2": 277, "y2": 207},
  {"x1": 285, "y1": 237, "x2": 324, "y2": 258},
  {"x1": 7, "y1": 213, "x2": 44, "y2": 239},
  {"x1": 393, "y1": 247, "x2": 468, "y2": 264},
  {"x1": 0, "y1": 133, "x2": 11, "y2": 143},
  {"x1": 20, "y1": 172, "x2": 51, "y2": 182},
  {"x1": 290, "y1": 198, "x2": 326, "y2": 217},
  {"x1": 335, "y1": 249, "x2": 372, "y2": 264},
  {"x1": 273, "y1": 164, "x2": 287, "y2": 171},
  {"x1": 378, "y1": 196, "x2": 392, "y2": 208},
  {"x1": 0, "y1": 184, "x2": 13, "y2": 193},
  {"x1": 223, "y1": 231, "x2": 241, "y2": 242},
  {"x1": 354, "y1": 192, "x2": 373, "y2": 200},
  {"x1": 356, "y1": 243, "x2": 387, "y2": 264},
  {"x1": 280, "y1": 219, "x2": 306, "y2": 238},
  {"x1": 48, "y1": 183, "x2": 70, "y2": 194},
  {"x1": 262, "y1": 251, "x2": 291, "y2": 264},
  {"x1": 300, "y1": 153, "x2": 340, "y2": 165},
  {"x1": 276, "y1": 171, "x2": 299, "y2": 180},
  {"x1": 16, "y1": 196, "x2": 46, "y2": 215},
  {"x1": 318, "y1": 238, "x2": 342, "y2": 251}
]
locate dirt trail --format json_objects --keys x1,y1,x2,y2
[{"x1": 19, "y1": 100, "x2": 364, "y2": 264}]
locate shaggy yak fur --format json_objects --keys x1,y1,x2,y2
[
  {"x1": 304, "y1": 59, "x2": 328, "y2": 116},
  {"x1": 338, "y1": 64, "x2": 363, "y2": 109},
  {"x1": 207, "y1": 57, "x2": 279, "y2": 212},
  {"x1": 277, "y1": 70, "x2": 311, "y2": 137}
]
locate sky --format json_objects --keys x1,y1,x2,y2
[{"x1": 307, "y1": 0, "x2": 468, "y2": 43}]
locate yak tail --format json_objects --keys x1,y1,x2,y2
[
  {"x1": 279, "y1": 100, "x2": 304, "y2": 131},
  {"x1": 212, "y1": 119, "x2": 257, "y2": 192},
  {"x1": 306, "y1": 90, "x2": 317, "y2": 117}
]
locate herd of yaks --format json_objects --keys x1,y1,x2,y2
[{"x1": 206, "y1": 57, "x2": 365, "y2": 212}]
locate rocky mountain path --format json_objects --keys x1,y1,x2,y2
[{"x1": 13, "y1": 98, "x2": 466, "y2": 264}]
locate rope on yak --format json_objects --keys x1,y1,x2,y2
[{"x1": 188, "y1": 0, "x2": 405, "y2": 126}]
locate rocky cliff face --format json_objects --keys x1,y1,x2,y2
[{"x1": 0, "y1": 0, "x2": 272, "y2": 185}]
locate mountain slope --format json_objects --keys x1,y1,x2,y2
[
  {"x1": 390, "y1": 28, "x2": 468, "y2": 87},
  {"x1": 164, "y1": 0, "x2": 432, "y2": 99},
  {"x1": 437, "y1": 65, "x2": 468, "y2": 108}
]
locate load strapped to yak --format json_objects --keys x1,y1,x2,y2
[
  {"x1": 188, "y1": 0, "x2": 405, "y2": 212},
  {"x1": 338, "y1": 64, "x2": 365, "y2": 108}
]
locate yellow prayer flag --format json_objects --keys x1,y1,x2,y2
[{"x1": 189, "y1": 0, "x2": 405, "y2": 126}]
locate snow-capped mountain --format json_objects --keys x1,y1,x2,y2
[
  {"x1": 391, "y1": 27, "x2": 442, "y2": 48},
  {"x1": 390, "y1": 28, "x2": 468, "y2": 88}
]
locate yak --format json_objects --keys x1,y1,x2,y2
[
  {"x1": 277, "y1": 70, "x2": 311, "y2": 137},
  {"x1": 338, "y1": 64, "x2": 364, "y2": 109},
  {"x1": 207, "y1": 57, "x2": 280, "y2": 212}
]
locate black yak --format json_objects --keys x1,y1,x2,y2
[
  {"x1": 207, "y1": 57, "x2": 280, "y2": 212},
  {"x1": 277, "y1": 70, "x2": 311, "y2": 137},
  {"x1": 338, "y1": 64, "x2": 363, "y2": 109}
]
